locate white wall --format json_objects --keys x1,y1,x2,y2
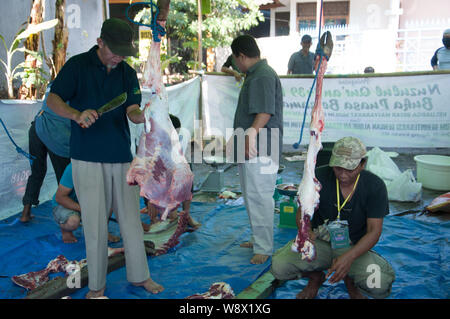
[
  {"x1": 0, "y1": 0, "x2": 105, "y2": 92},
  {"x1": 349, "y1": 0, "x2": 392, "y2": 30}
]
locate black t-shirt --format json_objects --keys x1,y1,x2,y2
[{"x1": 311, "y1": 166, "x2": 389, "y2": 244}]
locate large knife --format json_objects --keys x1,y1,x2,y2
[{"x1": 80, "y1": 92, "x2": 127, "y2": 128}]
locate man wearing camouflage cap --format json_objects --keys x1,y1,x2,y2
[{"x1": 271, "y1": 137, "x2": 395, "y2": 299}]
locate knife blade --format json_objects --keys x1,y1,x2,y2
[
  {"x1": 80, "y1": 92, "x2": 127, "y2": 128},
  {"x1": 97, "y1": 92, "x2": 127, "y2": 115}
]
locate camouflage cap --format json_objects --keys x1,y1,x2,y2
[{"x1": 329, "y1": 137, "x2": 367, "y2": 170}]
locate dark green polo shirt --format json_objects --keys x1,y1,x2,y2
[
  {"x1": 50, "y1": 45, "x2": 141, "y2": 163},
  {"x1": 233, "y1": 59, "x2": 283, "y2": 163},
  {"x1": 288, "y1": 51, "x2": 315, "y2": 74},
  {"x1": 311, "y1": 166, "x2": 390, "y2": 244}
]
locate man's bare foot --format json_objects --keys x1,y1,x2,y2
[
  {"x1": 108, "y1": 233, "x2": 120, "y2": 243},
  {"x1": 344, "y1": 276, "x2": 367, "y2": 299},
  {"x1": 250, "y1": 254, "x2": 269, "y2": 264},
  {"x1": 296, "y1": 272, "x2": 326, "y2": 299},
  {"x1": 142, "y1": 222, "x2": 150, "y2": 232},
  {"x1": 133, "y1": 277, "x2": 164, "y2": 294},
  {"x1": 187, "y1": 215, "x2": 201, "y2": 230},
  {"x1": 61, "y1": 229, "x2": 78, "y2": 243},
  {"x1": 168, "y1": 210, "x2": 178, "y2": 221},
  {"x1": 20, "y1": 204, "x2": 34, "y2": 222},
  {"x1": 240, "y1": 242, "x2": 253, "y2": 248},
  {"x1": 86, "y1": 287, "x2": 105, "y2": 299}
]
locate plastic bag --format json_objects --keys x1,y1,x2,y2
[
  {"x1": 386, "y1": 169, "x2": 422, "y2": 202},
  {"x1": 366, "y1": 147, "x2": 401, "y2": 182},
  {"x1": 366, "y1": 147, "x2": 421, "y2": 202}
]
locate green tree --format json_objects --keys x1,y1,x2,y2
[{"x1": 135, "y1": 0, "x2": 263, "y2": 72}]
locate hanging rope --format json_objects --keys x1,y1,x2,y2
[
  {"x1": 125, "y1": 1, "x2": 166, "y2": 42},
  {"x1": 293, "y1": 0, "x2": 325, "y2": 149},
  {"x1": 0, "y1": 118, "x2": 35, "y2": 166}
]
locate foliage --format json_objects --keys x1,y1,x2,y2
[
  {"x1": 14, "y1": 50, "x2": 50, "y2": 98},
  {"x1": 0, "y1": 19, "x2": 57, "y2": 98},
  {"x1": 134, "y1": 0, "x2": 263, "y2": 72},
  {"x1": 166, "y1": 0, "x2": 263, "y2": 49}
]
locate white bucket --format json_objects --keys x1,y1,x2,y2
[{"x1": 414, "y1": 155, "x2": 450, "y2": 191}]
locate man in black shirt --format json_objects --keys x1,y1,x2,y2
[{"x1": 271, "y1": 137, "x2": 395, "y2": 299}]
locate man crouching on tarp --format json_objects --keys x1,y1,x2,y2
[{"x1": 270, "y1": 137, "x2": 395, "y2": 299}]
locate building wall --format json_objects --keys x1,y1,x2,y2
[
  {"x1": 349, "y1": 0, "x2": 392, "y2": 30},
  {"x1": 0, "y1": 0, "x2": 105, "y2": 93},
  {"x1": 400, "y1": 0, "x2": 450, "y2": 28}
]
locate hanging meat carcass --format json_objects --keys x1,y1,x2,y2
[
  {"x1": 291, "y1": 32, "x2": 333, "y2": 261},
  {"x1": 126, "y1": 4, "x2": 193, "y2": 220}
]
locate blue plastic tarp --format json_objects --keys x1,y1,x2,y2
[
  {"x1": 0, "y1": 200, "x2": 296, "y2": 299},
  {"x1": 271, "y1": 215, "x2": 450, "y2": 299},
  {"x1": 0, "y1": 199, "x2": 448, "y2": 299}
]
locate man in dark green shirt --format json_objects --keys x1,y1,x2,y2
[
  {"x1": 287, "y1": 34, "x2": 315, "y2": 75},
  {"x1": 47, "y1": 18, "x2": 163, "y2": 298},
  {"x1": 271, "y1": 137, "x2": 395, "y2": 299},
  {"x1": 227, "y1": 35, "x2": 283, "y2": 265}
]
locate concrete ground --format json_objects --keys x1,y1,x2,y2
[{"x1": 190, "y1": 145, "x2": 450, "y2": 222}]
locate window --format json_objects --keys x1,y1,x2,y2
[
  {"x1": 275, "y1": 12, "x2": 290, "y2": 36},
  {"x1": 297, "y1": 1, "x2": 349, "y2": 31}
]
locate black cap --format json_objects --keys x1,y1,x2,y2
[{"x1": 100, "y1": 18, "x2": 138, "y2": 57}]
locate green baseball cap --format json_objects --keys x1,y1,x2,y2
[
  {"x1": 100, "y1": 18, "x2": 138, "y2": 57},
  {"x1": 329, "y1": 137, "x2": 367, "y2": 170}
]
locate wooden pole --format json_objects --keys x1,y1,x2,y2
[
  {"x1": 52, "y1": 0, "x2": 68, "y2": 80},
  {"x1": 19, "y1": 0, "x2": 44, "y2": 99}
]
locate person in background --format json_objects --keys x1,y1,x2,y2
[
  {"x1": 287, "y1": 34, "x2": 315, "y2": 75},
  {"x1": 431, "y1": 28, "x2": 450, "y2": 70},
  {"x1": 221, "y1": 54, "x2": 243, "y2": 82},
  {"x1": 46, "y1": 18, "x2": 163, "y2": 298},
  {"x1": 228, "y1": 35, "x2": 283, "y2": 265},
  {"x1": 270, "y1": 137, "x2": 395, "y2": 299},
  {"x1": 364, "y1": 66, "x2": 375, "y2": 73},
  {"x1": 53, "y1": 163, "x2": 120, "y2": 244},
  {"x1": 20, "y1": 83, "x2": 71, "y2": 222}
]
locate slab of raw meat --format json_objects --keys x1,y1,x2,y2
[
  {"x1": 12, "y1": 247, "x2": 124, "y2": 291},
  {"x1": 186, "y1": 282, "x2": 235, "y2": 299},
  {"x1": 12, "y1": 255, "x2": 69, "y2": 290},
  {"x1": 127, "y1": 21, "x2": 193, "y2": 220},
  {"x1": 291, "y1": 32, "x2": 333, "y2": 261}
]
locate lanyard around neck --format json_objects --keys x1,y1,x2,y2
[{"x1": 336, "y1": 174, "x2": 360, "y2": 220}]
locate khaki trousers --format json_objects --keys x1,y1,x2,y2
[
  {"x1": 270, "y1": 239, "x2": 396, "y2": 299},
  {"x1": 238, "y1": 156, "x2": 278, "y2": 256},
  {"x1": 72, "y1": 159, "x2": 150, "y2": 291}
]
